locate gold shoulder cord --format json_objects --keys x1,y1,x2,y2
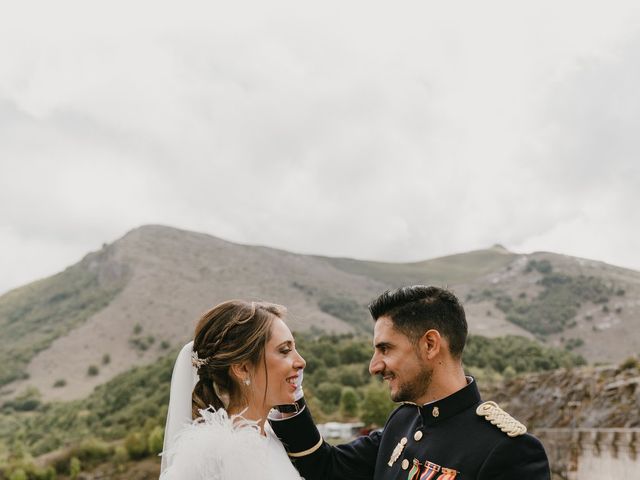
[{"x1": 476, "y1": 401, "x2": 527, "y2": 437}]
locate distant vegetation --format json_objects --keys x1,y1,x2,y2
[
  {"x1": 464, "y1": 335, "x2": 585, "y2": 374},
  {"x1": 0, "y1": 332, "x2": 585, "y2": 478},
  {"x1": 317, "y1": 297, "x2": 371, "y2": 332},
  {"x1": 471, "y1": 260, "x2": 621, "y2": 336},
  {"x1": 0, "y1": 252, "x2": 128, "y2": 387}
]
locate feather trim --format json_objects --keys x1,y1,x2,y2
[{"x1": 160, "y1": 408, "x2": 272, "y2": 480}]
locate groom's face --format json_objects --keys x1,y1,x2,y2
[{"x1": 369, "y1": 316, "x2": 432, "y2": 403}]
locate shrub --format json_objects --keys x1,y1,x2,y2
[
  {"x1": 133, "y1": 323, "x2": 142, "y2": 334},
  {"x1": 7, "y1": 387, "x2": 42, "y2": 411},
  {"x1": 113, "y1": 445, "x2": 129, "y2": 466},
  {"x1": 74, "y1": 438, "x2": 112, "y2": 463},
  {"x1": 148, "y1": 426, "x2": 164, "y2": 454},
  {"x1": 102, "y1": 354, "x2": 111, "y2": 365},
  {"x1": 87, "y1": 365, "x2": 99, "y2": 376},
  {"x1": 502, "y1": 365, "x2": 516, "y2": 379},
  {"x1": 129, "y1": 336, "x2": 155, "y2": 352},
  {"x1": 53, "y1": 379, "x2": 66, "y2": 388},
  {"x1": 620, "y1": 357, "x2": 639, "y2": 371},
  {"x1": 125, "y1": 431, "x2": 148, "y2": 460},
  {"x1": 565, "y1": 338, "x2": 584, "y2": 351},
  {"x1": 69, "y1": 457, "x2": 81, "y2": 480},
  {"x1": 9, "y1": 469, "x2": 27, "y2": 480},
  {"x1": 525, "y1": 259, "x2": 552, "y2": 274}
]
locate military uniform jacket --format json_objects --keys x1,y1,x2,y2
[{"x1": 269, "y1": 380, "x2": 550, "y2": 480}]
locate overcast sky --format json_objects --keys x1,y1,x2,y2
[{"x1": 1, "y1": 1, "x2": 640, "y2": 295}]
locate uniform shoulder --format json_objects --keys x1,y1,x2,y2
[
  {"x1": 475, "y1": 401, "x2": 527, "y2": 437},
  {"x1": 385, "y1": 402, "x2": 418, "y2": 423}
]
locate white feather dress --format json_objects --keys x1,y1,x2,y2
[{"x1": 160, "y1": 408, "x2": 303, "y2": 480}]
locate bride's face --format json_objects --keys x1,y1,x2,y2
[{"x1": 250, "y1": 317, "x2": 305, "y2": 408}]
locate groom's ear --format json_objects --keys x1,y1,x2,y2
[{"x1": 230, "y1": 362, "x2": 250, "y2": 383}]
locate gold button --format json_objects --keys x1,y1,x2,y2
[
  {"x1": 414, "y1": 430, "x2": 423, "y2": 441},
  {"x1": 432, "y1": 406, "x2": 440, "y2": 418},
  {"x1": 400, "y1": 437, "x2": 407, "y2": 445},
  {"x1": 401, "y1": 459, "x2": 409, "y2": 470}
]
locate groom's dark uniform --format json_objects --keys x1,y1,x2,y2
[{"x1": 269, "y1": 380, "x2": 550, "y2": 480}]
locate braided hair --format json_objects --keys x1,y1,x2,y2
[{"x1": 191, "y1": 300, "x2": 285, "y2": 419}]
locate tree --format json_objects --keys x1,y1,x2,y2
[
  {"x1": 338, "y1": 364, "x2": 366, "y2": 388},
  {"x1": 338, "y1": 342, "x2": 371, "y2": 364},
  {"x1": 360, "y1": 383, "x2": 395, "y2": 426},
  {"x1": 340, "y1": 387, "x2": 359, "y2": 418},
  {"x1": 315, "y1": 382, "x2": 342, "y2": 414}
]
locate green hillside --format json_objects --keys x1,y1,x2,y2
[
  {"x1": 0, "y1": 247, "x2": 128, "y2": 387},
  {"x1": 322, "y1": 245, "x2": 517, "y2": 287},
  {"x1": 467, "y1": 259, "x2": 627, "y2": 336}
]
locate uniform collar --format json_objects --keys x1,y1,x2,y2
[{"x1": 410, "y1": 377, "x2": 481, "y2": 427}]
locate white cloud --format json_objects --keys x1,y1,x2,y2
[{"x1": 1, "y1": 0, "x2": 640, "y2": 293}]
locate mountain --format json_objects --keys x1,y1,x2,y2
[{"x1": 1, "y1": 225, "x2": 639, "y2": 403}]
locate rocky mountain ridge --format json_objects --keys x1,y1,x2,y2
[
  {"x1": 1, "y1": 224, "x2": 639, "y2": 403},
  {"x1": 484, "y1": 362, "x2": 640, "y2": 430}
]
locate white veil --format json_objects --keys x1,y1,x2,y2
[{"x1": 161, "y1": 341, "x2": 199, "y2": 473}]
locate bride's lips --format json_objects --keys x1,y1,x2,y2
[{"x1": 285, "y1": 375, "x2": 298, "y2": 391}]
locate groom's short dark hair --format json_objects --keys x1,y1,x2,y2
[{"x1": 368, "y1": 285, "x2": 467, "y2": 358}]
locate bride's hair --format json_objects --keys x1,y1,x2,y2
[{"x1": 191, "y1": 300, "x2": 286, "y2": 419}]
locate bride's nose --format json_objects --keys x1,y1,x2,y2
[{"x1": 293, "y1": 350, "x2": 306, "y2": 369}]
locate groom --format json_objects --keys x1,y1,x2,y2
[{"x1": 269, "y1": 285, "x2": 550, "y2": 480}]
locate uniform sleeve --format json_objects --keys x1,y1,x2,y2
[
  {"x1": 269, "y1": 402, "x2": 381, "y2": 480},
  {"x1": 476, "y1": 434, "x2": 550, "y2": 480}
]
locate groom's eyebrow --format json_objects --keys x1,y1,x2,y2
[{"x1": 374, "y1": 341, "x2": 392, "y2": 350}]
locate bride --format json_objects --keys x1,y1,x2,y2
[{"x1": 160, "y1": 300, "x2": 306, "y2": 479}]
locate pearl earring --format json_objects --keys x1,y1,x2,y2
[{"x1": 244, "y1": 378, "x2": 251, "y2": 386}]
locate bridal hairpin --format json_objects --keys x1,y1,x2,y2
[{"x1": 191, "y1": 350, "x2": 209, "y2": 368}]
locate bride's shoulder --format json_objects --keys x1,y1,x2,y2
[{"x1": 161, "y1": 409, "x2": 268, "y2": 480}]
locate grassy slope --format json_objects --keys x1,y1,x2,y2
[
  {"x1": 0, "y1": 351, "x2": 174, "y2": 456},
  {"x1": 0, "y1": 248, "x2": 128, "y2": 387},
  {"x1": 321, "y1": 246, "x2": 517, "y2": 287}
]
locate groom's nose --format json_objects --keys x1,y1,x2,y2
[{"x1": 369, "y1": 352, "x2": 383, "y2": 376}]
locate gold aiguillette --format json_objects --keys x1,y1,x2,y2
[{"x1": 387, "y1": 437, "x2": 407, "y2": 467}]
